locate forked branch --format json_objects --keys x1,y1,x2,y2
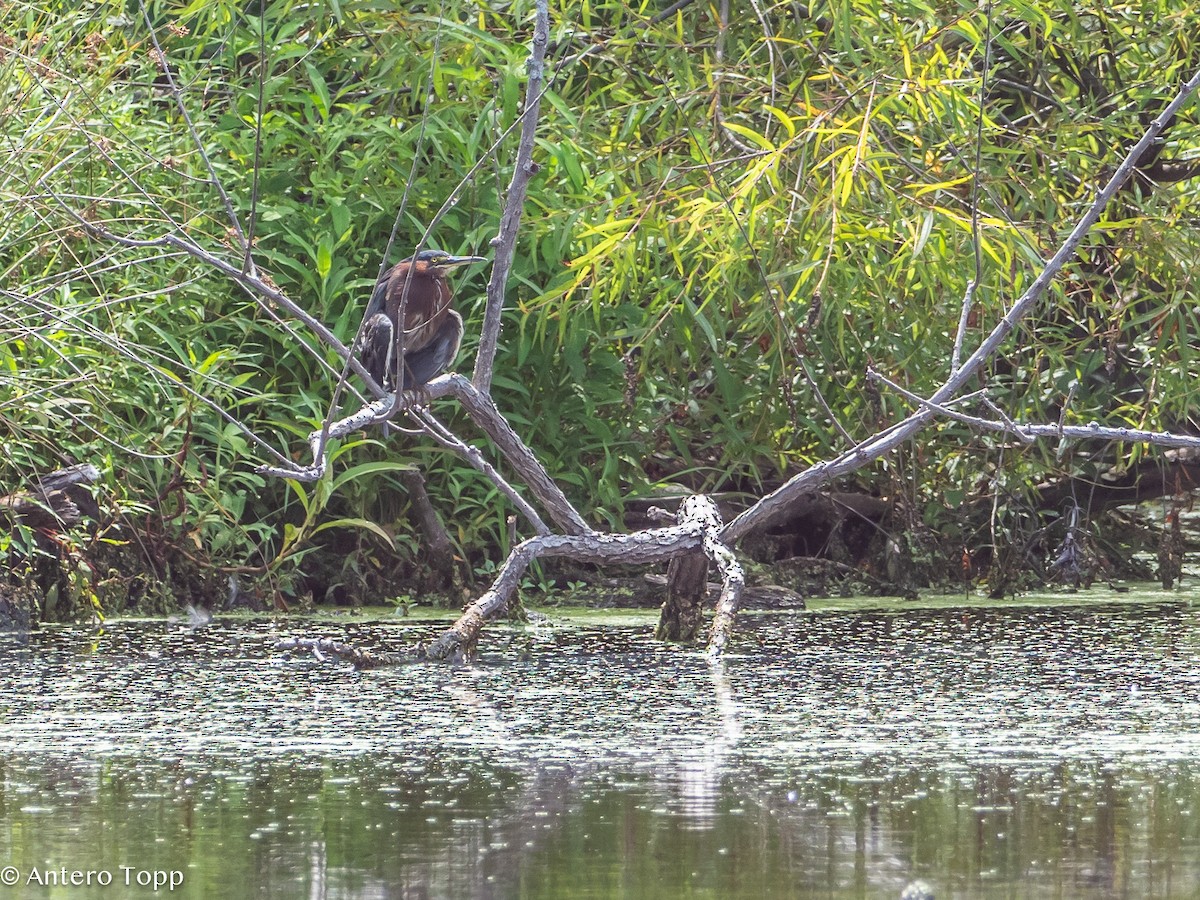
[{"x1": 425, "y1": 494, "x2": 741, "y2": 661}]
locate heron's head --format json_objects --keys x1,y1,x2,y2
[{"x1": 409, "y1": 248, "x2": 487, "y2": 275}]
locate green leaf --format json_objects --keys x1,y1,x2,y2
[
  {"x1": 312, "y1": 517, "x2": 395, "y2": 549},
  {"x1": 316, "y1": 237, "x2": 333, "y2": 280},
  {"x1": 331, "y1": 460, "x2": 416, "y2": 493}
]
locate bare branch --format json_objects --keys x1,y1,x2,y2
[
  {"x1": 723, "y1": 65, "x2": 1200, "y2": 544},
  {"x1": 243, "y1": 8, "x2": 268, "y2": 274},
  {"x1": 950, "y1": 280, "x2": 977, "y2": 376},
  {"x1": 445, "y1": 374, "x2": 590, "y2": 534},
  {"x1": 426, "y1": 521, "x2": 706, "y2": 661},
  {"x1": 138, "y1": 0, "x2": 252, "y2": 261},
  {"x1": 65, "y1": 217, "x2": 380, "y2": 389},
  {"x1": 878, "y1": 366, "x2": 1200, "y2": 452},
  {"x1": 473, "y1": 0, "x2": 550, "y2": 393},
  {"x1": 868, "y1": 368, "x2": 1034, "y2": 444},
  {"x1": 258, "y1": 372, "x2": 590, "y2": 535}
]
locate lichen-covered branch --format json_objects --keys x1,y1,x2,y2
[
  {"x1": 426, "y1": 521, "x2": 707, "y2": 661},
  {"x1": 699, "y1": 500, "x2": 744, "y2": 659}
]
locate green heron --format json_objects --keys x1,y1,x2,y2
[{"x1": 360, "y1": 248, "x2": 486, "y2": 398}]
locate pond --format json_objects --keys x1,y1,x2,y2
[{"x1": 1, "y1": 591, "x2": 1198, "y2": 898}]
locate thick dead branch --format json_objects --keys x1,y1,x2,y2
[
  {"x1": 657, "y1": 551, "x2": 709, "y2": 641},
  {"x1": 0, "y1": 463, "x2": 100, "y2": 531},
  {"x1": 418, "y1": 494, "x2": 746, "y2": 664},
  {"x1": 951, "y1": 2, "x2": 992, "y2": 375},
  {"x1": 723, "y1": 65, "x2": 1200, "y2": 544},
  {"x1": 426, "y1": 520, "x2": 708, "y2": 661},
  {"x1": 415, "y1": 408, "x2": 551, "y2": 536},
  {"x1": 950, "y1": 280, "x2": 978, "y2": 375},
  {"x1": 446, "y1": 374, "x2": 595, "y2": 531},
  {"x1": 473, "y1": 0, "x2": 549, "y2": 393}
]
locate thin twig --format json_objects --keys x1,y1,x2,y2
[
  {"x1": 9, "y1": 289, "x2": 298, "y2": 468},
  {"x1": 257, "y1": 372, "x2": 590, "y2": 534},
  {"x1": 414, "y1": 408, "x2": 550, "y2": 535},
  {"x1": 867, "y1": 368, "x2": 1033, "y2": 444},
  {"x1": 138, "y1": 0, "x2": 251, "y2": 260},
  {"x1": 243, "y1": 9, "x2": 267, "y2": 274},
  {"x1": 951, "y1": 0, "x2": 994, "y2": 375}
]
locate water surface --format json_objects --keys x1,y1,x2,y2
[{"x1": 1, "y1": 594, "x2": 1198, "y2": 898}]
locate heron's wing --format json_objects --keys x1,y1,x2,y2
[
  {"x1": 363, "y1": 267, "x2": 392, "y2": 320},
  {"x1": 393, "y1": 274, "x2": 450, "y2": 355},
  {"x1": 358, "y1": 264, "x2": 400, "y2": 389},
  {"x1": 403, "y1": 310, "x2": 463, "y2": 388},
  {"x1": 361, "y1": 312, "x2": 395, "y2": 390}
]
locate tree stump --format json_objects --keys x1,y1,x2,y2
[
  {"x1": 656, "y1": 550, "x2": 708, "y2": 642},
  {"x1": 656, "y1": 496, "x2": 728, "y2": 644}
]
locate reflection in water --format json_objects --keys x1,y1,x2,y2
[
  {"x1": 0, "y1": 601, "x2": 1198, "y2": 897},
  {"x1": 667, "y1": 662, "x2": 742, "y2": 830}
]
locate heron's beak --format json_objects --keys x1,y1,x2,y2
[{"x1": 442, "y1": 254, "x2": 488, "y2": 268}]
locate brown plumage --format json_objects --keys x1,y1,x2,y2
[{"x1": 360, "y1": 249, "x2": 485, "y2": 394}]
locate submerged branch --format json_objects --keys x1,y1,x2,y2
[
  {"x1": 275, "y1": 637, "x2": 415, "y2": 669},
  {"x1": 425, "y1": 494, "x2": 744, "y2": 663}
]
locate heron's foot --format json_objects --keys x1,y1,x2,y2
[{"x1": 399, "y1": 387, "x2": 433, "y2": 409}]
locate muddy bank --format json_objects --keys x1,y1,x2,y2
[{"x1": 3, "y1": 483, "x2": 1180, "y2": 629}]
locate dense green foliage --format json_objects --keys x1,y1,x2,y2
[{"x1": 3, "y1": 0, "x2": 1199, "y2": 609}]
